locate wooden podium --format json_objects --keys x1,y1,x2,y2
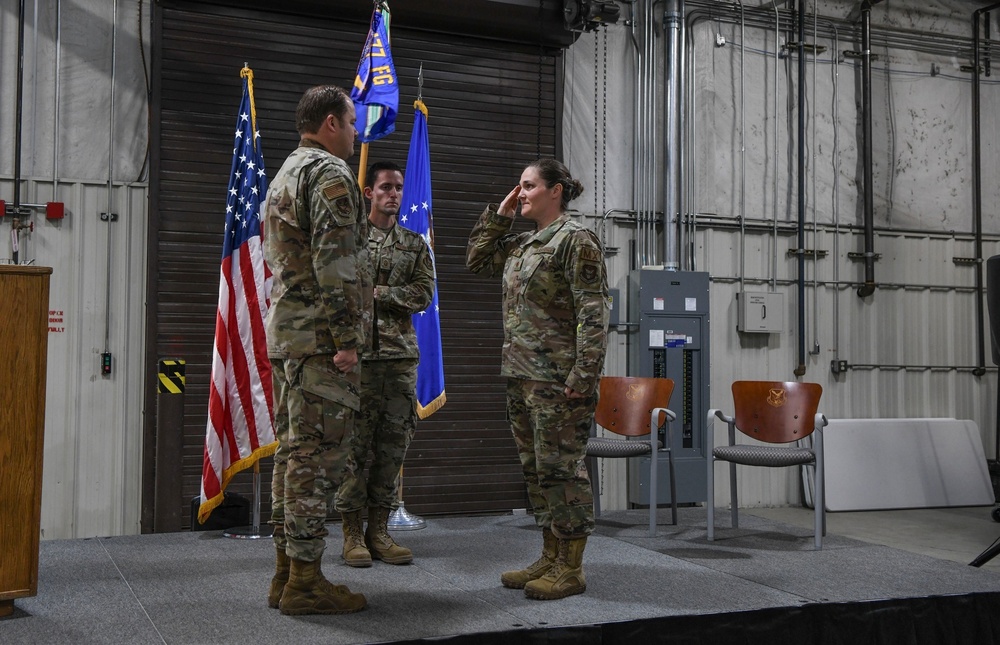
[{"x1": 0, "y1": 265, "x2": 51, "y2": 618}]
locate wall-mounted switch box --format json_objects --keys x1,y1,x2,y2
[{"x1": 737, "y1": 291, "x2": 784, "y2": 333}]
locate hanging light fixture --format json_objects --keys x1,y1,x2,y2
[{"x1": 563, "y1": 0, "x2": 621, "y2": 32}]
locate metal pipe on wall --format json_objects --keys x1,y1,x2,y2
[
  {"x1": 737, "y1": 0, "x2": 746, "y2": 291},
  {"x1": 14, "y1": 0, "x2": 26, "y2": 210},
  {"x1": 811, "y1": 3, "x2": 820, "y2": 356},
  {"x1": 857, "y1": 2, "x2": 877, "y2": 299},
  {"x1": 629, "y1": 4, "x2": 642, "y2": 272},
  {"x1": 664, "y1": 0, "x2": 683, "y2": 270},
  {"x1": 971, "y1": 3, "x2": 1000, "y2": 377},
  {"x1": 794, "y1": 0, "x2": 807, "y2": 376},
  {"x1": 645, "y1": 0, "x2": 655, "y2": 266},
  {"x1": 53, "y1": 0, "x2": 62, "y2": 197},
  {"x1": 772, "y1": 3, "x2": 780, "y2": 292},
  {"x1": 104, "y1": 0, "x2": 119, "y2": 364}
]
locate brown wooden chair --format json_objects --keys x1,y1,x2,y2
[
  {"x1": 586, "y1": 376, "x2": 676, "y2": 537},
  {"x1": 706, "y1": 381, "x2": 827, "y2": 549}
]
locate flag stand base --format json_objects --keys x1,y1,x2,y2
[
  {"x1": 223, "y1": 461, "x2": 271, "y2": 540},
  {"x1": 387, "y1": 502, "x2": 426, "y2": 531},
  {"x1": 224, "y1": 525, "x2": 273, "y2": 540}
]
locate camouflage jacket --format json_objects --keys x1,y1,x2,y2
[
  {"x1": 263, "y1": 139, "x2": 373, "y2": 359},
  {"x1": 466, "y1": 205, "x2": 609, "y2": 395},
  {"x1": 367, "y1": 221, "x2": 435, "y2": 360}
]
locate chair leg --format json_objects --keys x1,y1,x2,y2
[
  {"x1": 814, "y1": 458, "x2": 825, "y2": 550},
  {"x1": 729, "y1": 462, "x2": 739, "y2": 529},
  {"x1": 667, "y1": 448, "x2": 677, "y2": 526},
  {"x1": 706, "y1": 456, "x2": 714, "y2": 541},
  {"x1": 587, "y1": 455, "x2": 601, "y2": 519},
  {"x1": 649, "y1": 451, "x2": 657, "y2": 538}
]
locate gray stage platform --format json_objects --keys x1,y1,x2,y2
[{"x1": 3, "y1": 509, "x2": 1000, "y2": 644}]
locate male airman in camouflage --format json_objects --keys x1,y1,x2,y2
[
  {"x1": 263, "y1": 84, "x2": 373, "y2": 616},
  {"x1": 466, "y1": 158, "x2": 609, "y2": 600},
  {"x1": 336, "y1": 161, "x2": 435, "y2": 568}
]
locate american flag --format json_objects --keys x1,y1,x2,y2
[{"x1": 198, "y1": 69, "x2": 277, "y2": 524}]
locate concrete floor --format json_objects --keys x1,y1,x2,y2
[{"x1": 745, "y1": 505, "x2": 1000, "y2": 569}]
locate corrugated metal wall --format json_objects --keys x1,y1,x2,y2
[
  {"x1": 6, "y1": 0, "x2": 1000, "y2": 540},
  {"x1": 150, "y1": 0, "x2": 563, "y2": 529},
  {"x1": 0, "y1": 177, "x2": 148, "y2": 539},
  {"x1": 564, "y1": 4, "x2": 1000, "y2": 512}
]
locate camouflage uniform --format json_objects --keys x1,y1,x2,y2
[
  {"x1": 336, "y1": 222, "x2": 435, "y2": 512},
  {"x1": 264, "y1": 138, "x2": 373, "y2": 563},
  {"x1": 466, "y1": 205, "x2": 609, "y2": 538}
]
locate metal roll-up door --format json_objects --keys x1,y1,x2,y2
[{"x1": 148, "y1": 0, "x2": 564, "y2": 530}]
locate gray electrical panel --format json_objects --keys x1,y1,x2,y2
[
  {"x1": 737, "y1": 291, "x2": 783, "y2": 333},
  {"x1": 628, "y1": 269, "x2": 710, "y2": 506}
]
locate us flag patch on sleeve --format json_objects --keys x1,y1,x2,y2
[{"x1": 322, "y1": 179, "x2": 349, "y2": 201}]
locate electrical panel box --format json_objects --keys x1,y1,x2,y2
[
  {"x1": 607, "y1": 288, "x2": 620, "y2": 327},
  {"x1": 627, "y1": 269, "x2": 710, "y2": 506},
  {"x1": 737, "y1": 291, "x2": 784, "y2": 333}
]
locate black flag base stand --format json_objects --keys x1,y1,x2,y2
[
  {"x1": 224, "y1": 461, "x2": 272, "y2": 540},
  {"x1": 970, "y1": 537, "x2": 1000, "y2": 567}
]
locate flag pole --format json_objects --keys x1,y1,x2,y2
[
  {"x1": 200, "y1": 61, "x2": 277, "y2": 537},
  {"x1": 358, "y1": 142, "x2": 370, "y2": 189},
  {"x1": 222, "y1": 64, "x2": 272, "y2": 541},
  {"x1": 388, "y1": 62, "x2": 430, "y2": 532},
  {"x1": 388, "y1": 467, "x2": 426, "y2": 530},
  {"x1": 224, "y1": 460, "x2": 271, "y2": 539}
]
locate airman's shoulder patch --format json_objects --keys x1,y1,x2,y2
[{"x1": 322, "y1": 178, "x2": 349, "y2": 201}]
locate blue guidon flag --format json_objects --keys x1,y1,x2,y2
[
  {"x1": 351, "y1": 2, "x2": 398, "y2": 143},
  {"x1": 400, "y1": 100, "x2": 446, "y2": 418}
]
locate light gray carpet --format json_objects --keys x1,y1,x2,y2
[{"x1": 3, "y1": 509, "x2": 1000, "y2": 644}]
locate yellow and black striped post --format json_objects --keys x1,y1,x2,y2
[
  {"x1": 154, "y1": 358, "x2": 186, "y2": 532},
  {"x1": 157, "y1": 359, "x2": 186, "y2": 394}
]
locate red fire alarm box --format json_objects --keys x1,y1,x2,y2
[{"x1": 46, "y1": 202, "x2": 65, "y2": 220}]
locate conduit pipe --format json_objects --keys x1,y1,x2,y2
[
  {"x1": 772, "y1": 3, "x2": 780, "y2": 291},
  {"x1": 14, "y1": 0, "x2": 25, "y2": 211},
  {"x1": 737, "y1": 0, "x2": 746, "y2": 290},
  {"x1": 644, "y1": 0, "x2": 656, "y2": 266},
  {"x1": 629, "y1": 2, "x2": 641, "y2": 271},
  {"x1": 794, "y1": 0, "x2": 807, "y2": 376},
  {"x1": 687, "y1": 0, "x2": 976, "y2": 61},
  {"x1": 971, "y1": 3, "x2": 1000, "y2": 377},
  {"x1": 664, "y1": 0, "x2": 683, "y2": 270},
  {"x1": 53, "y1": 0, "x2": 62, "y2": 198},
  {"x1": 856, "y1": 1, "x2": 878, "y2": 299},
  {"x1": 104, "y1": 0, "x2": 119, "y2": 365}
]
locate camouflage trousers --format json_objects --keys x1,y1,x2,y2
[
  {"x1": 270, "y1": 355, "x2": 360, "y2": 562},
  {"x1": 335, "y1": 358, "x2": 418, "y2": 512},
  {"x1": 506, "y1": 378, "x2": 596, "y2": 539}
]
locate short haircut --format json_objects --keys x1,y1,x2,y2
[
  {"x1": 366, "y1": 160, "x2": 404, "y2": 189},
  {"x1": 295, "y1": 85, "x2": 351, "y2": 135}
]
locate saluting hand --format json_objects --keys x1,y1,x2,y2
[{"x1": 497, "y1": 185, "x2": 521, "y2": 218}]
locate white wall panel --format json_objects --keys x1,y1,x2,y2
[{"x1": 1, "y1": 177, "x2": 147, "y2": 539}]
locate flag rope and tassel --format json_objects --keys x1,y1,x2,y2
[{"x1": 198, "y1": 64, "x2": 277, "y2": 532}]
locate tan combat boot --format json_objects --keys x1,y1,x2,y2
[
  {"x1": 267, "y1": 546, "x2": 290, "y2": 608},
  {"x1": 278, "y1": 558, "x2": 367, "y2": 615},
  {"x1": 342, "y1": 510, "x2": 373, "y2": 567},
  {"x1": 501, "y1": 528, "x2": 558, "y2": 589},
  {"x1": 523, "y1": 536, "x2": 587, "y2": 600},
  {"x1": 365, "y1": 506, "x2": 413, "y2": 564}
]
